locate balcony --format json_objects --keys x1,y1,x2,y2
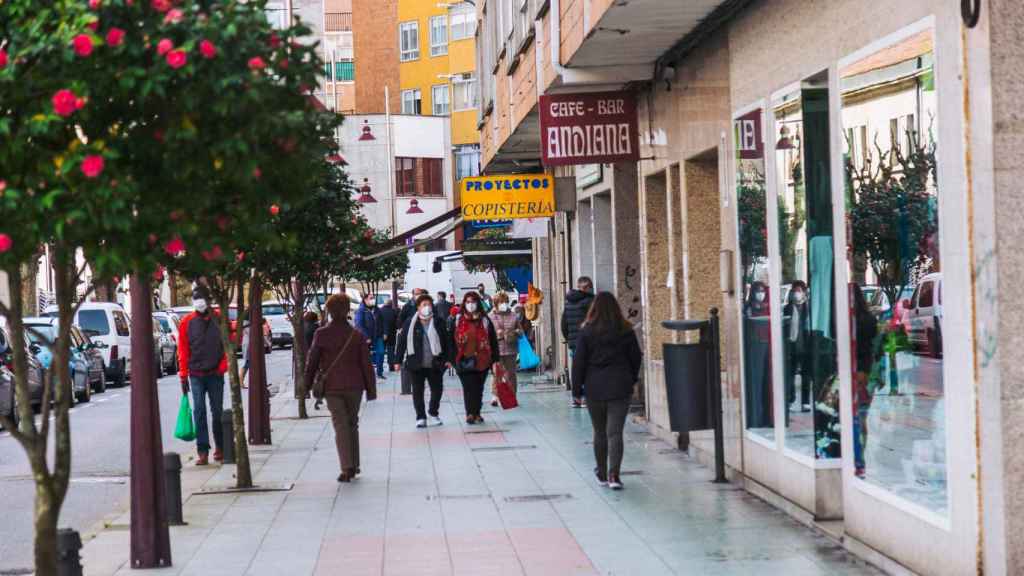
[{"x1": 325, "y1": 12, "x2": 352, "y2": 32}]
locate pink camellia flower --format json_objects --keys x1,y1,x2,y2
[
  {"x1": 151, "y1": 0, "x2": 172, "y2": 12},
  {"x1": 247, "y1": 56, "x2": 266, "y2": 71},
  {"x1": 201, "y1": 245, "x2": 223, "y2": 261},
  {"x1": 235, "y1": 251, "x2": 246, "y2": 262},
  {"x1": 0, "y1": 234, "x2": 12, "y2": 253},
  {"x1": 163, "y1": 8, "x2": 183, "y2": 24},
  {"x1": 73, "y1": 34, "x2": 94, "y2": 57},
  {"x1": 166, "y1": 48, "x2": 187, "y2": 69},
  {"x1": 74, "y1": 96, "x2": 86, "y2": 110},
  {"x1": 89, "y1": 0, "x2": 101, "y2": 9},
  {"x1": 269, "y1": 204, "x2": 280, "y2": 216},
  {"x1": 156, "y1": 38, "x2": 173, "y2": 55},
  {"x1": 52, "y1": 89, "x2": 80, "y2": 117},
  {"x1": 199, "y1": 39, "x2": 216, "y2": 59},
  {"x1": 269, "y1": 33, "x2": 281, "y2": 48},
  {"x1": 0, "y1": 48, "x2": 7, "y2": 69},
  {"x1": 163, "y1": 236, "x2": 185, "y2": 256},
  {"x1": 0, "y1": 180, "x2": 6, "y2": 193},
  {"x1": 277, "y1": 58, "x2": 289, "y2": 70},
  {"x1": 106, "y1": 27, "x2": 126, "y2": 47},
  {"x1": 86, "y1": 20, "x2": 99, "y2": 31},
  {"x1": 80, "y1": 155, "x2": 105, "y2": 179}
]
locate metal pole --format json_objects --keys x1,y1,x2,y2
[
  {"x1": 163, "y1": 452, "x2": 184, "y2": 526},
  {"x1": 709, "y1": 307, "x2": 727, "y2": 483},
  {"x1": 221, "y1": 409, "x2": 235, "y2": 464},
  {"x1": 248, "y1": 277, "x2": 271, "y2": 444},
  {"x1": 56, "y1": 528, "x2": 83, "y2": 576},
  {"x1": 129, "y1": 275, "x2": 172, "y2": 567}
]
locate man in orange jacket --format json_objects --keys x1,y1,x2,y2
[{"x1": 178, "y1": 286, "x2": 228, "y2": 465}]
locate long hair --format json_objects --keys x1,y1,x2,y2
[{"x1": 582, "y1": 292, "x2": 631, "y2": 336}]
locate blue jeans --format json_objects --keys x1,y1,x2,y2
[
  {"x1": 372, "y1": 338, "x2": 385, "y2": 377},
  {"x1": 190, "y1": 374, "x2": 225, "y2": 454}
]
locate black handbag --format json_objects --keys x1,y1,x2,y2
[{"x1": 458, "y1": 356, "x2": 477, "y2": 371}]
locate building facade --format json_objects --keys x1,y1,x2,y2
[{"x1": 476, "y1": 0, "x2": 1024, "y2": 574}]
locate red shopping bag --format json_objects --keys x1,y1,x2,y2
[{"x1": 494, "y1": 363, "x2": 518, "y2": 410}]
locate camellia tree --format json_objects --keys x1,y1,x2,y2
[
  {"x1": 348, "y1": 228, "x2": 411, "y2": 298},
  {"x1": 0, "y1": 0, "x2": 336, "y2": 572}
]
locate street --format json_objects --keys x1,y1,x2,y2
[{"x1": 0, "y1": 349, "x2": 294, "y2": 575}]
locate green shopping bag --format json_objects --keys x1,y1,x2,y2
[{"x1": 174, "y1": 394, "x2": 196, "y2": 442}]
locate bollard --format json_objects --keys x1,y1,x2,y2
[
  {"x1": 56, "y1": 528, "x2": 83, "y2": 576},
  {"x1": 221, "y1": 409, "x2": 235, "y2": 464},
  {"x1": 163, "y1": 452, "x2": 184, "y2": 526}
]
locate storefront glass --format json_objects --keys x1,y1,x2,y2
[
  {"x1": 774, "y1": 74, "x2": 840, "y2": 460},
  {"x1": 734, "y1": 107, "x2": 774, "y2": 441},
  {"x1": 839, "y1": 26, "x2": 946, "y2": 514}
]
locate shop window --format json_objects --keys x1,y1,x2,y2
[
  {"x1": 840, "y1": 25, "x2": 945, "y2": 514},
  {"x1": 733, "y1": 106, "x2": 774, "y2": 442},
  {"x1": 773, "y1": 71, "x2": 839, "y2": 460},
  {"x1": 395, "y1": 157, "x2": 444, "y2": 197}
]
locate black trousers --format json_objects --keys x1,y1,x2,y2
[
  {"x1": 587, "y1": 397, "x2": 631, "y2": 477},
  {"x1": 411, "y1": 368, "x2": 444, "y2": 420},
  {"x1": 785, "y1": 349, "x2": 812, "y2": 406},
  {"x1": 458, "y1": 370, "x2": 488, "y2": 417}
]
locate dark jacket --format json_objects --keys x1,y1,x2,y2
[
  {"x1": 398, "y1": 300, "x2": 417, "y2": 334},
  {"x1": 178, "y1": 311, "x2": 228, "y2": 377},
  {"x1": 571, "y1": 325, "x2": 642, "y2": 401},
  {"x1": 451, "y1": 313, "x2": 500, "y2": 374},
  {"x1": 436, "y1": 300, "x2": 453, "y2": 321},
  {"x1": 378, "y1": 305, "x2": 398, "y2": 343},
  {"x1": 303, "y1": 318, "x2": 319, "y2": 350},
  {"x1": 394, "y1": 314, "x2": 452, "y2": 372},
  {"x1": 561, "y1": 290, "x2": 594, "y2": 350},
  {"x1": 303, "y1": 322, "x2": 377, "y2": 398},
  {"x1": 354, "y1": 304, "x2": 379, "y2": 341}
]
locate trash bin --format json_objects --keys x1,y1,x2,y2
[{"x1": 662, "y1": 309, "x2": 726, "y2": 483}]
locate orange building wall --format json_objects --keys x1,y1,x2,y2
[{"x1": 353, "y1": 0, "x2": 399, "y2": 114}]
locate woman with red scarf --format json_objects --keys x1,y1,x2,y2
[{"x1": 452, "y1": 291, "x2": 499, "y2": 424}]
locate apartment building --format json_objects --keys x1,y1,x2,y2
[{"x1": 475, "y1": 1, "x2": 1024, "y2": 574}]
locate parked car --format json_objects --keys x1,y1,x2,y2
[
  {"x1": 903, "y1": 272, "x2": 943, "y2": 358},
  {"x1": 0, "y1": 327, "x2": 19, "y2": 429},
  {"x1": 0, "y1": 322, "x2": 47, "y2": 411},
  {"x1": 24, "y1": 318, "x2": 95, "y2": 403},
  {"x1": 261, "y1": 301, "x2": 294, "y2": 349},
  {"x1": 152, "y1": 312, "x2": 179, "y2": 376},
  {"x1": 168, "y1": 306, "x2": 193, "y2": 322},
  {"x1": 45, "y1": 302, "x2": 132, "y2": 387},
  {"x1": 227, "y1": 306, "x2": 271, "y2": 354},
  {"x1": 74, "y1": 324, "x2": 106, "y2": 393}
]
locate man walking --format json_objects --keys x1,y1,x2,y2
[
  {"x1": 561, "y1": 276, "x2": 594, "y2": 408},
  {"x1": 476, "y1": 283, "x2": 493, "y2": 313},
  {"x1": 178, "y1": 286, "x2": 228, "y2": 465},
  {"x1": 398, "y1": 288, "x2": 426, "y2": 394},
  {"x1": 355, "y1": 294, "x2": 385, "y2": 380},
  {"x1": 378, "y1": 295, "x2": 398, "y2": 371},
  {"x1": 436, "y1": 291, "x2": 452, "y2": 321}
]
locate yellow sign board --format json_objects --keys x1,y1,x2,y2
[{"x1": 460, "y1": 174, "x2": 555, "y2": 221}]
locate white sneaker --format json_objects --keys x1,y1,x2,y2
[
  {"x1": 430, "y1": 416, "x2": 443, "y2": 426},
  {"x1": 416, "y1": 419, "x2": 427, "y2": 428},
  {"x1": 608, "y1": 477, "x2": 623, "y2": 491}
]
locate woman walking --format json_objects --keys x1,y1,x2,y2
[
  {"x1": 304, "y1": 294, "x2": 377, "y2": 482},
  {"x1": 490, "y1": 292, "x2": 522, "y2": 407},
  {"x1": 452, "y1": 291, "x2": 499, "y2": 424},
  {"x1": 571, "y1": 292, "x2": 642, "y2": 490},
  {"x1": 395, "y1": 293, "x2": 452, "y2": 428}
]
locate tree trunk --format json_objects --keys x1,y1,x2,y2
[
  {"x1": 33, "y1": 482, "x2": 58, "y2": 576},
  {"x1": 20, "y1": 257, "x2": 39, "y2": 316},
  {"x1": 247, "y1": 278, "x2": 270, "y2": 444},
  {"x1": 290, "y1": 279, "x2": 309, "y2": 419},
  {"x1": 214, "y1": 287, "x2": 252, "y2": 488}
]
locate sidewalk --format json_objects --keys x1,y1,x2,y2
[{"x1": 81, "y1": 372, "x2": 883, "y2": 576}]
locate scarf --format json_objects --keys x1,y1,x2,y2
[
  {"x1": 789, "y1": 304, "x2": 801, "y2": 342},
  {"x1": 407, "y1": 316, "x2": 441, "y2": 359},
  {"x1": 456, "y1": 314, "x2": 492, "y2": 369}
]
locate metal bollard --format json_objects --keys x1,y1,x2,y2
[
  {"x1": 56, "y1": 528, "x2": 83, "y2": 576},
  {"x1": 220, "y1": 409, "x2": 235, "y2": 464},
  {"x1": 163, "y1": 452, "x2": 184, "y2": 526}
]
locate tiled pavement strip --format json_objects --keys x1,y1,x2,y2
[{"x1": 81, "y1": 372, "x2": 883, "y2": 576}]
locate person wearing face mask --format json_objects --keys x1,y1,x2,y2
[
  {"x1": 355, "y1": 294, "x2": 385, "y2": 381},
  {"x1": 395, "y1": 294, "x2": 452, "y2": 428},
  {"x1": 489, "y1": 292, "x2": 522, "y2": 407},
  {"x1": 784, "y1": 280, "x2": 812, "y2": 412},
  {"x1": 452, "y1": 292, "x2": 500, "y2": 424},
  {"x1": 476, "y1": 283, "x2": 493, "y2": 313},
  {"x1": 177, "y1": 286, "x2": 229, "y2": 466},
  {"x1": 743, "y1": 281, "x2": 773, "y2": 429}
]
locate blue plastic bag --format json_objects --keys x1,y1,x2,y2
[{"x1": 518, "y1": 334, "x2": 540, "y2": 371}]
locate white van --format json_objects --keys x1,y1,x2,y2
[
  {"x1": 903, "y1": 272, "x2": 943, "y2": 358},
  {"x1": 45, "y1": 302, "x2": 132, "y2": 386}
]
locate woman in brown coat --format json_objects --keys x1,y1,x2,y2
[{"x1": 304, "y1": 294, "x2": 377, "y2": 482}]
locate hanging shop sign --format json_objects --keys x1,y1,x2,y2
[
  {"x1": 539, "y1": 91, "x2": 640, "y2": 166},
  {"x1": 734, "y1": 108, "x2": 763, "y2": 160},
  {"x1": 461, "y1": 174, "x2": 555, "y2": 220}
]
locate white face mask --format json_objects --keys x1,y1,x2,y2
[
  {"x1": 793, "y1": 291, "x2": 806, "y2": 304},
  {"x1": 193, "y1": 298, "x2": 209, "y2": 313},
  {"x1": 498, "y1": 303, "x2": 509, "y2": 312},
  {"x1": 418, "y1": 306, "x2": 432, "y2": 319},
  {"x1": 365, "y1": 300, "x2": 375, "y2": 307},
  {"x1": 464, "y1": 301, "x2": 478, "y2": 313},
  {"x1": 754, "y1": 291, "x2": 766, "y2": 303}
]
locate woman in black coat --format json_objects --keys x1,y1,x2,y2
[
  {"x1": 394, "y1": 294, "x2": 452, "y2": 428},
  {"x1": 571, "y1": 292, "x2": 642, "y2": 490}
]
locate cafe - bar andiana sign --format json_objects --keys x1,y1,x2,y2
[
  {"x1": 460, "y1": 174, "x2": 555, "y2": 221},
  {"x1": 539, "y1": 90, "x2": 640, "y2": 166}
]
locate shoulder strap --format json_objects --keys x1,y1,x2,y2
[{"x1": 323, "y1": 329, "x2": 358, "y2": 375}]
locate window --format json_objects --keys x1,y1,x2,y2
[
  {"x1": 112, "y1": 310, "x2": 130, "y2": 337},
  {"x1": 452, "y1": 75, "x2": 479, "y2": 111},
  {"x1": 454, "y1": 145, "x2": 480, "y2": 181},
  {"x1": 430, "y1": 15, "x2": 448, "y2": 57},
  {"x1": 395, "y1": 158, "x2": 444, "y2": 197},
  {"x1": 399, "y1": 21, "x2": 419, "y2": 62},
  {"x1": 918, "y1": 280, "x2": 934, "y2": 308},
  {"x1": 432, "y1": 84, "x2": 450, "y2": 116},
  {"x1": 264, "y1": 2, "x2": 287, "y2": 29},
  {"x1": 450, "y1": 3, "x2": 477, "y2": 40},
  {"x1": 401, "y1": 89, "x2": 421, "y2": 115},
  {"x1": 325, "y1": 61, "x2": 355, "y2": 82},
  {"x1": 78, "y1": 310, "x2": 110, "y2": 336}
]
